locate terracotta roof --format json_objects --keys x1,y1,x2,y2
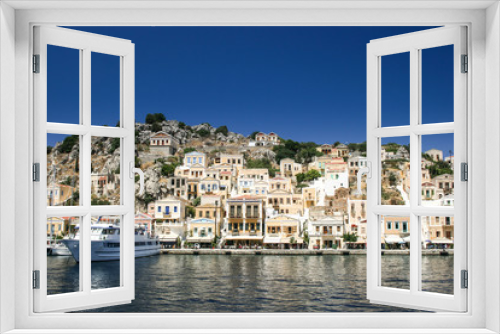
[{"x1": 220, "y1": 171, "x2": 232, "y2": 175}]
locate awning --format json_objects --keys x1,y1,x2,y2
[
  {"x1": 431, "y1": 237, "x2": 453, "y2": 244},
  {"x1": 159, "y1": 237, "x2": 177, "y2": 242},
  {"x1": 402, "y1": 236, "x2": 411, "y2": 243},
  {"x1": 384, "y1": 235, "x2": 404, "y2": 244},
  {"x1": 186, "y1": 237, "x2": 214, "y2": 243},
  {"x1": 263, "y1": 237, "x2": 281, "y2": 244},
  {"x1": 226, "y1": 236, "x2": 263, "y2": 241}
]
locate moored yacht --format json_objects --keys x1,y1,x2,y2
[{"x1": 62, "y1": 224, "x2": 161, "y2": 262}]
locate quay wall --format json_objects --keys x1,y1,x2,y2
[{"x1": 160, "y1": 249, "x2": 453, "y2": 256}]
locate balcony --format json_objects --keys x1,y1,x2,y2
[
  {"x1": 229, "y1": 214, "x2": 243, "y2": 219},
  {"x1": 232, "y1": 230, "x2": 239, "y2": 236},
  {"x1": 249, "y1": 230, "x2": 258, "y2": 236}
]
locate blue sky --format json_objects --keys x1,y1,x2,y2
[{"x1": 47, "y1": 26, "x2": 454, "y2": 157}]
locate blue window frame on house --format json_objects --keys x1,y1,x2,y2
[
  {"x1": 166, "y1": 206, "x2": 170, "y2": 214},
  {"x1": 174, "y1": 206, "x2": 177, "y2": 213},
  {"x1": 157, "y1": 206, "x2": 161, "y2": 213},
  {"x1": 187, "y1": 157, "x2": 191, "y2": 164}
]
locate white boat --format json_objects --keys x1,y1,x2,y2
[{"x1": 62, "y1": 224, "x2": 161, "y2": 262}]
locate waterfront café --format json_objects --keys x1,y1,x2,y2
[
  {"x1": 263, "y1": 214, "x2": 303, "y2": 249},
  {"x1": 224, "y1": 195, "x2": 264, "y2": 248},
  {"x1": 381, "y1": 215, "x2": 411, "y2": 250}
]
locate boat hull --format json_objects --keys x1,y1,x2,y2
[{"x1": 62, "y1": 239, "x2": 161, "y2": 262}]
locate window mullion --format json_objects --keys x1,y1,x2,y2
[
  {"x1": 409, "y1": 47, "x2": 420, "y2": 295},
  {"x1": 81, "y1": 47, "x2": 92, "y2": 294}
]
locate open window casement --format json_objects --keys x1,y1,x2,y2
[
  {"x1": 33, "y1": 26, "x2": 136, "y2": 312},
  {"x1": 366, "y1": 26, "x2": 467, "y2": 312}
]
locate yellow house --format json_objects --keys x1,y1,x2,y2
[
  {"x1": 46, "y1": 217, "x2": 66, "y2": 237},
  {"x1": 186, "y1": 218, "x2": 217, "y2": 247},
  {"x1": 267, "y1": 190, "x2": 304, "y2": 215},
  {"x1": 194, "y1": 202, "x2": 224, "y2": 237},
  {"x1": 264, "y1": 215, "x2": 303, "y2": 249},
  {"x1": 225, "y1": 195, "x2": 264, "y2": 247}
]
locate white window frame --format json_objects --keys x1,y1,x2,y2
[
  {"x1": 366, "y1": 26, "x2": 467, "y2": 312},
  {"x1": 0, "y1": 1, "x2": 499, "y2": 333},
  {"x1": 32, "y1": 25, "x2": 136, "y2": 313}
]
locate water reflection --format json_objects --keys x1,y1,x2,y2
[{"x1": 45, "y1": 255, "x2": 453, "y2": 313}]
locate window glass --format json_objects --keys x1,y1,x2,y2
[
  {"x1": 47, "y1": 216, "x2": 81, "y2": 295},
  {"x1": 381, "y1": 215, "x2": 411, "y2": 290},
  {"x1": 381, "y1": 52, "x2": 410, "y2": 127},
  {"x1": 47, "y1": 45, "x2": 80, "y2": 124},
  {"x1": 47, "y1": 134, "x2": 80, "y2": 206}
]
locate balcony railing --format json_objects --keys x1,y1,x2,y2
[
  {"x1": 229, "y1": 214, "x2": 243, "y2": 219},
  {"x1": 232, "y1": 230, "x2": 239, "y2": 236}
]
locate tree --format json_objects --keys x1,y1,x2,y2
[
  {"x1": 347, "y1": 142, "x2": 367, "y2": 153},
  {"x1": 274, "y1": 147, "x2": 295, "y2": 164},
  {"x1": 58, "y1": 135, "x2": 79, "y2": 153},
  {"x1": 297, "y1": 147, "x2": 323, "y2": 164},
  {"x1": 215, "y1": 125, "x2": 229, "y2": 136},
  {"x1": 303, "y1": 231, "x2": 310, "y2": 246},
  {"x1": 342, "y1": 232, "x2": 358, "y2": 249},
  {"x1": 246, "y1": 158, "x2": 276, "y2": 177},
  {"x1": 248, "y1": 131, "x2": 259, "y2": 140},
  {"x1": 161, "y1": 163, "x2": 179, "y2": 176},
  {"x1": 47, "y1": 146, "x2": 53, "y2": 154},
  {"x1": 178, "y1": 122, "x2": 186, "y2": 129},
  {"x1": 197, "y1": 129, "x2": 210, "y2": 138},
  {"x1": 109, "y1": 137, "x2": 120, "y2": 154},
  {"x1": 333, "y1": 141, "x2": 341, "y2": 147},
  {"x1": 389, "y1": 173, "x2": 398, "y2": 187},
  {"x1": 145, "y1": 113, "x2": 166, "y2": 124},
  {"x1": 186, "y1": 206, "x2": 195, "y2": 218},
  {"x1": 151, "y1": 122, "x2": 162, "y2": 133},
  {"x1": 192, "y1": 197, "x2": 201, "y2": 207},
  {"x1": 183, "y1": 147, "x2": 196, "y2": 154},
  {"x1": 143, "y1": 192, "x2": 155, "y2": 209},
  {"x1": 305, "y1": 169, "x2": 321, "y2": 181}
]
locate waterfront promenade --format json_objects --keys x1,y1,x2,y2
[{"x1": 160, "y1": 249, "x2": 454, "y2": 256}]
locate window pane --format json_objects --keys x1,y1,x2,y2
[
  {"x1": 421, "y1": 45, "x2": 454, "y2": 124},
  {"x1": 421, "y1": 133, "x2": 454, "y2": 207},
  {"x1": 91, "y1": 52, "x2": 121, "y2": 126},
  {"x1": 91, "y1": 215, "x2": 121, "y2": 290},
  {"x1": 47, "y1": 216, "x2": 80, "y2": 295},
  {"x1": 381, "y1": 215, "x2": 411, "y2": 290},
  {"x1": 91, "y1": 137, "x2": 121, "y2": 205},
  {"x1": 421, "y1": 216, "x2": 454, "y2": 294},
  {"x1": 47, "y1": 134, "x2": 80, "y2": 206},
  {"x1": 381, "y1": 137, "x2": 410, "y2": 205},
  {"x1": 47, "y1": 45, "x2": 80, "y2": 124},
  {"x1": 381, "y1": 52, "x2": 410, "y2": 127}
]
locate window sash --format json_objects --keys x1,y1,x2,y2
[
  {"x1": 366, "y1": 26, "x2": 468, "y2": 312},
  {"x1": 33, "y1": 25, "x2": 136, "y2": 313}
]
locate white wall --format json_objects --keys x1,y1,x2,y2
[
  {"x1": 485, "y1": 3, "x2": 500, "y2": 332},
  {"x1": 0, "y1": 2, "x2": 16, "y2": 333}
]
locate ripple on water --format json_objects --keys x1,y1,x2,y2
[{"x1": 47, "y1": 255, "x2": 454, "y2": 313}]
